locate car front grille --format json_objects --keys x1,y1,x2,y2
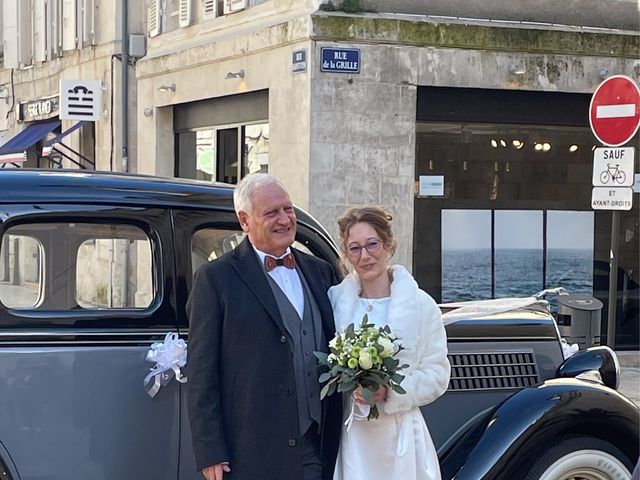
[{"x1": 447, "y1": 351, "x2": 540, "y2": 391}]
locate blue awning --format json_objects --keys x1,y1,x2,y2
[
  {"x1": 44, "y1": 121, "x2": 86, "y2": 147},
  {"x1": 0, "y1": 120, "x2": 61, "y2": 155}
]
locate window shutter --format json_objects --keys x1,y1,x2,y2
[
  {"x1": 178, "y1": 0, "x2": 192, "y2": 27},
  {"x1": 34, "y1": 0, "x2": 48, "y2": 62},
  {"x1": 147, "y1": 0, "x2": 162, "y2": 37},
  {"x1": 16, "y1": 0, "x2": 34, "y2": 66},
  {"x1": 202, "y1": 0, "x2": 216, "y2": 19},
  {"x1": 82, "y1": 0, "x2": 96, "y2": 46},
  {"x1": 50, "y1": 0, "x2": 63, "y2": 55},
  {"x1": 62, "y1": 0, "x2": 77, "y2": 51},
  {"x1": 2, "y1": 0, "x2": 19, "y2": 68},
  {"x1": 223, "y1": 0, "x2": 246, "y2": 15}
]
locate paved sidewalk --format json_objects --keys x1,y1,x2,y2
[{"x1": 617, "y1": 351, "x2": 639, "y2": 406}]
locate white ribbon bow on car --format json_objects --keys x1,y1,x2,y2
[{"x1": 144, "y1": 332, "x2": 188, "y2": 398}]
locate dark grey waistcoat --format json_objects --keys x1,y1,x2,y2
[{"x1": 266, "y1": 268, "x2": 324, "y2": 435}]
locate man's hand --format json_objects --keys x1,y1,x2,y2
[{"x1": 203, "y1": 463, "x2": 231, "y2": 480}]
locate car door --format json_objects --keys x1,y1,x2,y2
[
  {"x1": 0, "y1": 204, "x2": 181, "y2": 480},
  {"x1": 171, "y1": 208, "x2": 340, "y2": 479}
]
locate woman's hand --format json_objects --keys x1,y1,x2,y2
[{"x1": 354, "y1": 385, "x2": 388, "y2": 404}]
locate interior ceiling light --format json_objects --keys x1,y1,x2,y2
[
  {"x1": 512, "y1": 139, "x2": 524, "y2": 149},
  {"x1": 542, "y1": 143, "x2": 551, "y2": 152},
  {"x1": 499, "y1": 139, "x2": 507, "y2": 147},
  {"x1": 490, "y1": 139, "x2": 498, "y2": 148},
  {"x1": 534, "y1": 142, "x2": 543, "y2": 151},
  {"x1": 569, "y1": 145, "x2": 579, "y2": 152}
]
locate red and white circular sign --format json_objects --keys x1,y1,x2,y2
[{"x1": 589, "y1": 75, "x2": 640, "y2": 147}]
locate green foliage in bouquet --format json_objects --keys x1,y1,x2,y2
[{"x1": 314, "y1": 315, "x2": 408, "y2": 420}]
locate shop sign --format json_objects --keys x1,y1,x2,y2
[
  {"x1": 320, "y1": 47, "x2": 360, "y2": 74},
  {"x1": 19, "y1": 96, "x2": 59, "y2": 122},
  {"x1": 60, "y1": 79, "x2": 102, "y2": 121},
  {"x1": 419, "y1": 175, "x2": 445, "y2": 196}
]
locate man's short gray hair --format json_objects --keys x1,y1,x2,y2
[{"x1": 233, "y1": 173, "x2": 286, "y2": 214}]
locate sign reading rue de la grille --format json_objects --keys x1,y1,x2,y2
[{"x1": 320, "y1": 47, "x2": 361, "y2": 74}]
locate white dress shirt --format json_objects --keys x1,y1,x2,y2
[{"x1": 254, "y1": 246, "x2": 305, "y2": 319}]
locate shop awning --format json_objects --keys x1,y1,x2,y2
[
  {"x1": 44, "y1": 121, "x2": 86, "y2": 147},
  {"x1": 0, "y1": 120, "x2": 61, "y2": 155}
]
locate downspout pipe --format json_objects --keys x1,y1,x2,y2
[{"x1": 120, "y1": 0, "x2": 129, "y2": 173}]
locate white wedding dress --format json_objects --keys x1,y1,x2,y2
[{"x1": 329, "y1": 265, "x2": 450, "y2": 480}]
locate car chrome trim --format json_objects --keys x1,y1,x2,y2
[
  {"x1": 0, "y1": 328, "x2": 177, "y2": 346},
  {"x1": 602, "y1": 345, "x2": 621, "y2": 390},
  {"x1": 448, "y1": 351, "x2": 540, "y2": 391},
  {"x1": 575, "y1": 370, "x2": 604, "y2": 385}
]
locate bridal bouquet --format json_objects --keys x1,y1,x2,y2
[{"x1": 315, "y1": 315, "x2": 407, "y2": 420}]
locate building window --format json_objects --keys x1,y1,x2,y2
[{"x1": 178, "y1": 122, "x2": 269, "y2": 184}]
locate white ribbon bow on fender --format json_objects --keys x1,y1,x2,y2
[{"x1": 144, "y1": 332, "x2": 188, "y2": 398}]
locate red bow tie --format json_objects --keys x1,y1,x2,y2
[{"x1": 264, "y1": 253, "x2": 296, "y2": 272}]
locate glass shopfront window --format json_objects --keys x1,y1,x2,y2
[
  {"x1": 414, "y1": 87, "x2": 638, "y2": 348},
  {"x1": 177, "y1": 122, "x2": 269, "y2": 184}
]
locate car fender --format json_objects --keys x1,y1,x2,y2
[
  {"x1": 449, "y1": 378, "x2": 640, "y2": 480},
  {"x1": 0, "y1": 440, "x2": 20, "y2": 480}
]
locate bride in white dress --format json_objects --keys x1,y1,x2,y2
[{"x1": 329, "y1": 206, "x2": 450, "y2": 480}]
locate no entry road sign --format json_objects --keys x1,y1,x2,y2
[{"x1": 589, "y1": 75, "x2": 640, "y2": 147}]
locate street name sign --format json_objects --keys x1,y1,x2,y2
[
  {"x1": 591, "y1": 187, "x2": 633, "y2": 210},
  {"x1": 589, "y1": 75, "x2": 640, "y2": 147},
  {"x1": 320, "y1": 48, "x2": 360, "y2": 74},
  {"x1": 292, "y1": 49, "x2": 307, "y2": 73},
  {"x1": 592, "y1": 147, "x2": 634, "y2": 187}
]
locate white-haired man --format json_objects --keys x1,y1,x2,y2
[{"x1": 187, "y1": 173, "x2": 342, "y2": 480}]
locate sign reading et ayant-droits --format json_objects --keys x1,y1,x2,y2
[
  {"x1": 320, "y1": 47, "x2": 360, "y2": 74},
  {"x1": 592, "y1": 147, "x2": 635, "y2": 187},
  {"x1": 591, "y1": 187, "x2": 633, "y2": 210}
]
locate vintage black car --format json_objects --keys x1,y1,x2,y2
[{"x1": 0, "y1": 170, "x2": 637, "y2": 480}]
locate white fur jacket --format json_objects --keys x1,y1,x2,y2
[{"x1": 328, "y1": 264, "x2": 451, "y2": 415}]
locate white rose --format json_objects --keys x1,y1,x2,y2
[
  {"x1": 358, "y1": 351, "x2": 373, "y2": 370},
  {"x1": 329, "y1": 336, "x2": 338, "y2": 349},
  {"x1": 378, "y1": 337, "x2": 395, "y2": 357}
]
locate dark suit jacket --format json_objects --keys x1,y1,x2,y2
[{"x1": 187, "y1": 238, "x2": 342, "y2": 480}]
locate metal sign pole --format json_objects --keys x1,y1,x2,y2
[{"x1": 606, "y1": 210, "x2": 620, "y2": 347}]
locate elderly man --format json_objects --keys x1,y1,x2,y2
[{"x1": 187, "y1": 173, "x2": 341, "y2": 480}]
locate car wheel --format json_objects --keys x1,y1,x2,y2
[{"x1": 524, "y1": 436, "x2": 633, "y2": 480}]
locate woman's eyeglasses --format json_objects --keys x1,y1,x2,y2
[{"x1": 347, "y1": 239, "x2": 382, "y2": 257}]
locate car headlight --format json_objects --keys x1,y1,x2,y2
[{"x1": 556, "y1": 346, "x2": 620, "y2": 390}]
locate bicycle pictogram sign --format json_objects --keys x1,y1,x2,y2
[{"x1": 599, "y1": 163, "x2": 627, "y2": 185}]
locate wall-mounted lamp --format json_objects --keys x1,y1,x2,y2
[
  {"x1": 0, "y1": 85, "x2": 9, "y2": 99},
  {"x1": 143, "y1": 107, "x2": 154, "y2": 117},
  {"x1": 157, "y1": 83, "x2": 176, "y2": 93},
  {"x1": 508, "y1": 64, "x2": 526, "y2": 75},
  {"x1": 225, "y1": 69, "x2": 245, "y2": 79}
]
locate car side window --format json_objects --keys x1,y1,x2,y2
[
  {"x1": 191, "y1": 228, "x2": 314, "y2": 277},
  {"x1": 0, "y1": 222, "x2": 155, "y2": 310}
]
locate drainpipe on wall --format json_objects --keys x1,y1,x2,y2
[{"x1": 121, "y1": 0, "x2": 129, "y2": 173}]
